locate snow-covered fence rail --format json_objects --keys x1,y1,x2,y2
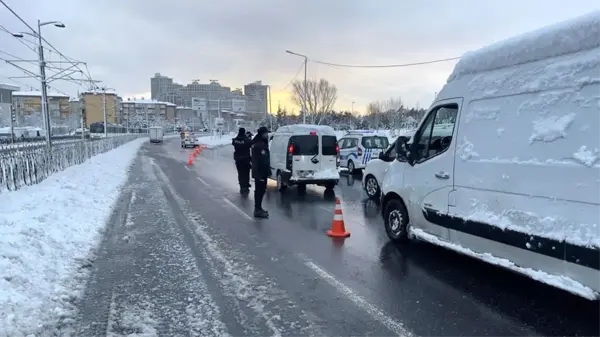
[{"x1": 0, "y1": 135, "x2": 144, "y2": 192}]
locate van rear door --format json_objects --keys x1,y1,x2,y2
[
  {"x1": 289, "y1": 135, "x2": 319, "y2": 178},
  {"x1": 321, "y1": 135, "x2": 338, "y2": 172}
]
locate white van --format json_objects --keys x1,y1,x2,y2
[
  {"x1": 269, "y1": 124, "x2": 340, "y2": 192},
  {"x1": 379, "y1": 11, "x2": 600, "y2": 300},
  {"x1": 338, "y1": 131, "x2": 390, "y2": 173},
  {"x1": 149, "y1": 126, "x2": 164, "y2": 143}
]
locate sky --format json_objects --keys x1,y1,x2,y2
[{"x1": 0, "y1": 0, "x2": 598, "y2": 114}]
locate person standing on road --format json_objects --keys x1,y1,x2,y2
[
  {"x1": 251, "y1": 126, "x2": 271, "y2": 218},
  {"x1": 232, "y1": 127, "x2": 252, "y2": 193}
]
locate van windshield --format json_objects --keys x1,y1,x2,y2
[
  {"x1": 290, "y1": 135, "x2": 318, "y2": 155},
  {"x1": 321, "y1": 135, "x2": 337, "y2": 156},
  {"x1": 361, "y1": 136, "x2": 389, "y2": 149}
]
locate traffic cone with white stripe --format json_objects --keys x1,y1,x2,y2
[{"x1": 327, "y1": 197, "x2": 351, "y2": 238}]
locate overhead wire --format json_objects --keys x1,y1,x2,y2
[
  {"x1": 0, "y1": 0, "x2": 97, "y2": 87},
  {"x1": 312, "y1": 56, "x2": 461, "y2": 68},
  {"x1": 279, "y1": 60, "x2": 305, "y2": 91}
]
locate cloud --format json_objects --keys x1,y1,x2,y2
[{"x1": 0, "y1": 0, "x2": 598, "y2": 114}]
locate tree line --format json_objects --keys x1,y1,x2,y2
[{"x1": 266, "y1": 78, "x2": 427, "y2": 131}]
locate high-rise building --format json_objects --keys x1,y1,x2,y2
[
  {"x1": 244, "y1": 81, "x2": 268, "y2": 114},
  {"x1": 149, "y1": 74, "x2": 268, "y2": 115},
  {"x1": 150, "y1": 73, "x2": 173, "y2": 100}
]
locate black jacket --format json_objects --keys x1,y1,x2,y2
[
  {"x1": 232, "y1": 134, "x2": 252, "y2": 162},
  {"x1": 251, "y1": 135, "x2": 270, "y2": 179}
]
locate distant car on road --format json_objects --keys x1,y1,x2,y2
[
  {"x1": 181, "y1": 133, "x2": 198, "y2": 148},
  {"x1": 363, "y1": 133, "x2": 413, "y2": 199}
]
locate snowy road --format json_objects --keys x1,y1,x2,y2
[{"x1": 69, "y1": 138, "x2": 599, "y2": 336}]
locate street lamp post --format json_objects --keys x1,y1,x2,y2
[
  {"x1": 285, "y1": 50, "x2": 308, "y2": 124},
  {"x1": 352, "y1": 101, "x2": 355, "y2": 114},
  {"x1": 13, "y1": 20, "x2": 65, "y2": 148}
]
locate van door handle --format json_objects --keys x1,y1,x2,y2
[{"x1": 435, "y1": 171, "x2": 449, "y2": 179}]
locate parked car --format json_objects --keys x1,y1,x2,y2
[{"x1": 363, "y1": 133, "x2": 413, "y2": 199}]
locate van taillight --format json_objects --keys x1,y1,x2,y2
[
  {"x1": 358, "y1": 147, "x2": 363, "y2": 156},
  {"x1": 288, "y1": 144, "x2": 294, "y2": 154},
  {"x1": 335, "y1": 145, "x2": 340, "y2": 154}
]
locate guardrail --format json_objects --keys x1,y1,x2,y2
[{"x1": 0, "y1": 134, "x2": 144, "y2": 192}]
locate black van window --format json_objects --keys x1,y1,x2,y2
[
  {"x1": 322, "y1": 135, "x2": 337, "y2": 156},
  {"x1": 290, "y1": 135, "x2": 318, "y2": 155}
]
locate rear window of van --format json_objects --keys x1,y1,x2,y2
[
  {"x1": 321, "y1": 136, "x2": 338, "y2": 156},
  {"x1": 290, "y1": 135, "x2": 318, "y2": 155}
]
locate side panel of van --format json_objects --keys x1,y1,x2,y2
[{"x1": 448, "y1": 49, "x2": 600, "y2": 292}]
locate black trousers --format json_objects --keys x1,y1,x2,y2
[
  {"x1": 254, "y1": 177, "x2": 267, "y2": 210},
  {"x1": 235, "y1": 161, "x2": 251, "y2": 189}
]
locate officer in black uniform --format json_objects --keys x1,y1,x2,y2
[
  {"x1": 232, "y1": 127, "x2": 252, "y2": 193},
  {"x1": 251, "y1": 126, "x2": 271, "y2": 218}
]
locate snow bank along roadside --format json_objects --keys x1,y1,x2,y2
[
  {"x1": 0, "y1": 137, "x2": 147, "y2": 336},
  {"x1": 195, "y1": 133, "x2": 236, "y2": 148}
]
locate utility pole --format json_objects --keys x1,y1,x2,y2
[
  {"x1": 303, "y1": 56, "x2": 307, "y2": 124},
  {"x1": 102, "y1": 88, "x2": 107, "y2": 137},
  {"x1": 268, "y1": 85, "x2": 273, "y2": 130},
  {"x1": 37, "y1": 21, "x2": 52, "y2": 147}
]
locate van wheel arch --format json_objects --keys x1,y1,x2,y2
[
  {"x1": 276, "y1": 170, "x2": 287, "y2": 192},
  {"x1": 381, "y1": 192, "x2": 409, "y2": 222},
  {"x1": 382, "y1": 193, "x2": 410, "y2": 243}
]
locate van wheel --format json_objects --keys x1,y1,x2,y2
[
  {"x1": 297, "y1": 183, "x2": 306, "y2": 194},
  {"x1": 347, "y1": 160, "x2": 355, "y2": 174},
  {"x1": 383, "y1": 198, "x2": 409, "y2": 243},
  {"x1": 276, "y1": 171, "x2": 287, "y2": 192},
  {"x1": 365, "y1": 175, "x2": 380, "y2": 199}
]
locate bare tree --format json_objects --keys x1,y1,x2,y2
[{"x1": 291, "y1": 78, "x2": 337, "y2": 125}]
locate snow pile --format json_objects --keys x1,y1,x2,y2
[
  {"x1": 448, "y1": 11, "x2": 600, "y2": 81},
  {"x1": 573, "y1": 145, "x2": 599, "y2": 167},
  {"x1": 0, "y1": 137, "x2": 146, "y2": 336},
  {"x1": 529, "y1": 113, "x2": 576, "y2": 143},
  {"x1": 195, "y1": 132, "x2": 235, "y2": 148}
]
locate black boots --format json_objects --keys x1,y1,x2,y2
[{"x1": 253, "y1": 209, "x2": 269, "y2": 218}]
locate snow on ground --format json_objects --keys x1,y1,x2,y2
[
  {"x1": 195, "y1": 132, "x2": 236, "y2": 148},
  {"x1": 0, "y1": 137, "x2": 147, "y2": 336}
]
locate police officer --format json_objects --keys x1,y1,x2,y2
[
  {"x1": 251, "y1": 126, "x2": 270, "y2": 218},
  {"x1": 232, "y1": 127, "x2": 252, "y2": 193}
]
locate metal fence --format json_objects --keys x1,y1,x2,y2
[{"x1": 0, "y1": 135, "x2": 143, "y2": 192}]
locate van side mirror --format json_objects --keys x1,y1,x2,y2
[{"x1": 395, "y1": 139, "x2": 411, "y2": 164}]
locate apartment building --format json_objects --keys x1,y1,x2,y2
[
  {"x1": 150, "y1": 74, "x2": 268, "y2": 114},
  {"x1": 80, "y1": 90, "x2": 121, "y2": 127},
  {"x1": 121, "y1": 98, "x2": 177, "y2": 128},
  {"x1": 11, "y1": 90, "x2": 71, "y2": 127},
  {"x1": 0, "y1": 83, "x2": 19, "y2": 127}
]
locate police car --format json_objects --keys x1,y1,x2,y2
[{"x1": 337, "y1": 131, "x2": 390, "y2": 173}]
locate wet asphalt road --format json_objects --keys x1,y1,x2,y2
[{"x1": 71, "y1": 139, "x2": 599, "y2": 336}]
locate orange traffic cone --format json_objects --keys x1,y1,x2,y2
[
  {"x1": 192, "y1": 147, "x2": 200, "y2": 157},
  {"x1": 327, "y1": 197, "x2": 351, "y2": 238},
  {"x1": 187, "y1": 155, "x2": 193, "y2": 166}
]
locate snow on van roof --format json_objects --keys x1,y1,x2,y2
[
  {"x1": 448, "y1": 11, "x2": 600, "y2": 82},
  {"x1": 275, "y1": 124, "x2": 336, "y2": 135}
]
